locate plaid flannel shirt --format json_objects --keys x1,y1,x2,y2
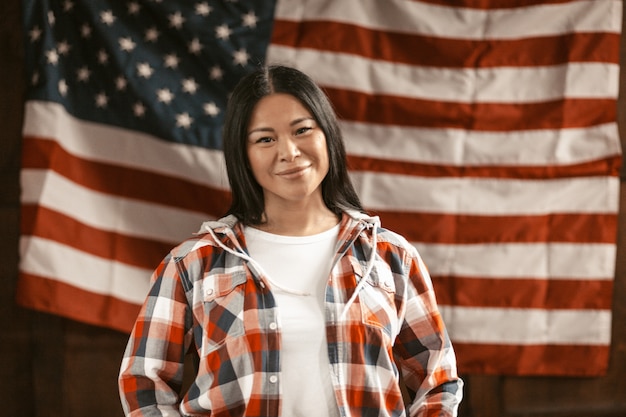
[{"x1": 119, "y1": 210, "x2": 463, "y2": 416}]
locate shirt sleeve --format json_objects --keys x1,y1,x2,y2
[
  {"x1": 118, "y1": 252, "x2": 194, "y2": 416},
  {"x1": 393, "y1": 247, "x2": 464, "y2": 417}
]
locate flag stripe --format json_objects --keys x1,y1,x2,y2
[
  {"x1": 22, "y1": 136, "x2": 231, "y2": 215},
  {"x1": 416, "y1": 242, "x2": 616, "y2": 280},
  {"x1": 269, "y1": 45, "x2": 620, "y2": 102},
  {"x1": 348, "y1": 155, "x2": 622, "y2": 179},
  {"x1": 372, "y1": 211, "x2": 618, "y2": 244},
  {"x1": 21, "y1": 205, "x2": 170, "y2": 270},
  {"x1": 433, "y1": 277, "x2": 613, "y2": 310},
  {"x1": 405, "y1": 0, "x2": 606, "y2": 10},
  {"x1": 16, "y1": 273, "x2": 140, "y2": 333},
  {"x1": 340, "y1": 121, "x2": 621, "y2": 167},
  {"x1": 271, "y1": 22, "x2": 620, "y2": 68},
  {"x1": 272, "y1": 0, "x2": 620, "y2": 40},
  {"x1": 351, "y1": 172, "x2": 620, "y2": 214},
  {"x1": 20, "y1": 236, "x2": 151, "y2": 305},
  {"x1": 23, "y1": 102, "x2": 229, "y2": 189},
  {"x1": 325, "y1": 88, "x2": 616, "y2": 130},
  {"x1": 451, "y1": 343, "x2": 609, "y2": 376},
  {"x1": 21, "y1": 169, "x2": 209, "y2": 243},
  {"x1": 439, "y1": 306, "x2": 611, "y2": 345}
]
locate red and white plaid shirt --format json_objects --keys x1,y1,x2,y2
[{"x1": 119, "y1": 210, "x2": 463, "y2": 416}]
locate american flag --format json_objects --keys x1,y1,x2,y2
[{"x1": 18, "y1": 0, "x2": 622, "y2": 376}]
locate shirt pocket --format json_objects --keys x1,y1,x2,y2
[
  {"x1": 357, "y1": 260, "x2": 399, "y2": 342},
  {"x1": 200, "y1": 269, "x2": 248, "y2": 355}
]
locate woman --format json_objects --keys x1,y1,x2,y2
[{"x1": 119, "y1": 65, "x2": 463, "y2": 416}]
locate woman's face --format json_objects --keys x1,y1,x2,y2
[{"x1": 246, "y1": 93, "x2": 329, "y2": 209}]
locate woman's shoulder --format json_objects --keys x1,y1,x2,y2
[{"x1": 168, "y1": 215, "x2": 243, "y2": 260}]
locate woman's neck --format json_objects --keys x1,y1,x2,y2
[{"x1": 257, "y1": 201, "x2": 340, "y2": 236}]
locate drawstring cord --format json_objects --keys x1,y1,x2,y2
[
  {"x1": 339, "y1": 220, "x2": 378, "y2": 321},
  {"x1": 205, "y1": 226, "x2": 311, "y2": 296}
]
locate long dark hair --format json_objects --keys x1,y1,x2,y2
[{"x1": 222, "y1": 65, "x2": 363, "y2": 225}]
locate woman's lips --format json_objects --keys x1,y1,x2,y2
[{"x1": 276, "y1": 165, "x2": 310, "y2": 179}]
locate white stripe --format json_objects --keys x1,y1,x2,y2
[
  {"x1": 273, "y1": 0, "x2": 621, "y2": 39},
  {"x1": 341, "y1": 121, "x2": 621, "y2": 167},
  {"x1": 415, "y1": 242, "x2": 616, "y2": 280},
  {"x1": 268, "y1": 46, "x2": 620, "y2": 102},
  {"x1": 23, "y1": 101, "x2": 229, "y2": 190},
  {"x1": 440, "y1": 306, "x2": 611, "y2": 345},
  {"x1": 21, "y1": 169, "x2": 210, "y2": 242},
  {"x1": 19, "y1": 236, "x2": 151, "y2": 304},
  {"x1": 350, "y1": 171, "x2": 620, "y2": 215}
]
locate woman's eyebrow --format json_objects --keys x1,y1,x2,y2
[
  {"x1": 290, "y1": 116, "x2": 315, "y2": 126},
  {"x1": 248, "y1": 126, "x2": 274, "y2": 135}
]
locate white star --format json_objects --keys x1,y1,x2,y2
[
  {"x1": 48, "y1": 11, "x2": 56, "y2": 27},
  {"x1": 209, "y1": 65, "x2": 223, "y2": 80},
  {"x1": 81, "y1": 24, "x2": 92, "y2": 38},
  {"x1": 176, "y1": 112, "x2": 194, "y2": 129},
  {"x1": 157, "y1": 88, "x2": 174, "y2": 104},
  {"x1": 119, "y1": 37, "x2": 136, "y2": 52},
  {"x1": 128, "y1": 2, "x2": 141, "y2": 15},
  {"x1": 188, "y1": 38, "x2": 203, "y2": 55},
  {"x1": 76, "y1": 66, "x2": 91, "y2": 82},
  {"x1": 29, "y1": 26, "x2": 42, "y2": 42},
  {"x1": 242, "y1": 11, "x2": 258, "y2": 28},
  {"x1": 196, "y1": 2, "x2": 212, "y2": 16},
  {"x1": 145, "y1": 27, "x2": 159, "y2": 42},
  {"x1": 164, "y1": 54, "x2": 179, "y2": 69},
  {"x1": 182, "y1": 78, "x2": 199, "y2": 94},
  {"x1": 233, "y1": 48, "x2": 250, "y2": 66},
  {"x1": 133, "y1": 102, "x2": 146, "y2": 117},
  {"x1": 63, "y1": 1, "x2": 74, "y2": 11},
  {"x1": 45, "y1": 49, "x2": 59, "y2": 65},
  {"x1": 115, "y1": 76, "x2": 127, "y2": 91},
  {"x1": 57, "y1": 40, "x2": 71, "y2": 55},
  {"x1": 215, "y1": 24, "x2": 231, "y2": 40},
  {"x1": 203, "y1": 102, "x2": 220, "y2": 116},
  {"x1": 169, "y1": 12, "x2": 185, "y2": 29},
  {"x1": 97, "y1": 49, "x2": 109, "y2": 64},
  {"x1": 95, "y1": 92, "x2": 109, "y2": 108},
  {"x1": 136, "y1": 62, "x2": 154, "y2": 78},
  {"x1": 100, "y1": 10, "x2": 116, "y2": 26},
  {"x1": 58, "y1": 79, "x2": 68, "y2": 96}
]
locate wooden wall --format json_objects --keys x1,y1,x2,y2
[{"x1": 1, "y1": 0, "x2": 625, "y2": 415}]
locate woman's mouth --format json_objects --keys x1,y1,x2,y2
[{"x1": 276, "y1": 165, "x2": 310, "y2": 179}]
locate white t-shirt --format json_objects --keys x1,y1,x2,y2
[{"x1": 244, "y1": 224, "x2": 341, "y2": 417}]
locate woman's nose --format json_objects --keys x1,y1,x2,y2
[{"x1": 278, "y1": 136, "x2": 301, "y2": 161}]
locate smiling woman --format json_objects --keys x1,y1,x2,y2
[
  {"x1": 118, "y1": 65, "x2": 463, "y2": 417},
  {"x1": 245, "y1": 93, "x2": 334, "y2": 235}
]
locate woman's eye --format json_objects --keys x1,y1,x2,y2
[
  {"x1": 295, "y1": 126, "x2": 312, "y2": 135},
  {"x1": 255, "y1": 136, "x2": 273, "y2": 144}
]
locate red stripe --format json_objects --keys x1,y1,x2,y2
[
  {"x1": 373, "y1": 211, "x2": 618, "y2": 244},
  {"x1": 414, "y1": 0, "x2": 599, "y2": 9},
  {"x1": 272, "y1": 20, "x2": 620, "y2": 67},
  {"x1": 348, "y1": 155, "x2": 622, "y2": 179},
  {"x1": 21, "y1": 204, "x2": 170, "y2": 270},
  {"x1": 16, "y1": 273, "x2": 141, "y2": 333},
  {"x1": 454, "y1": 343, "x2": 609, "y2": 376},
  {"x1": 21, "y1": 136, "x2": 231, "y2": 216},
  {"x1": 326, "y1": 88, "x2": 616, "y2": 130},
  {"x1": 433, "y1": 276, "x2": 613, "y2": 309}
]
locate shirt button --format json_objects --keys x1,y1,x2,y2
[
  {"x1": 206, "y1": 288, "x2": 214, "y2": 296},
  {"x1": 269, "y1": 322, "x2": 277, "y2": 330},
  {"x1": 269, "y1": 375, "x2": 278, "y2": 383}
]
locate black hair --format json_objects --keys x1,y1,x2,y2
[{"x1": 222, "y1": 65, "x2": 364, "y2": 225}]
